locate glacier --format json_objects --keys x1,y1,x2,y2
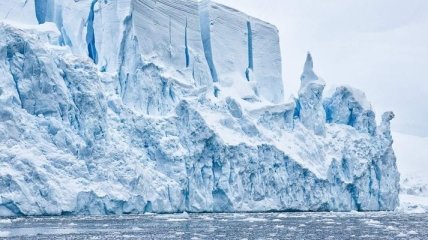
[{"x1": 0, "y1": 0, "x2": 399, "y2": 216}]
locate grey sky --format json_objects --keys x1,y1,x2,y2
[{"x1": 215, "y1": 0, "x2": 428, "y2": 136}]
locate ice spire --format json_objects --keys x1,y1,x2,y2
[
  {"x1": 380, "y1": 111, "x2": 395, "y2": 141},
  {"x1": 297, "y1": 52, "x2": 326, "y2": 135},
  {"x1": 300, "y1": 52, "x2": 318, "y2": 83}
]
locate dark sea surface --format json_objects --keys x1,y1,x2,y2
[{"x1": 0, "y1": 212, "x2": 427, "y2": 239}]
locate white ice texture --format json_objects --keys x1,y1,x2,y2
[{"x1": 0, "y1": 0, "x2": 399, "y2": 216}]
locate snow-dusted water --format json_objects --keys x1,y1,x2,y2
[{"x1": 0, "y1": 212, "x2": 426, "y2": 239}]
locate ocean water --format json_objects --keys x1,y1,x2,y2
[{"x1": 0, "y1": 212, "x2": 427, "y2": 239}]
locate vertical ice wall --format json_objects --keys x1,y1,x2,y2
[
  {"x1": 130, "y1": 0, "x2": 284, "y2": 104},
  {"x1": 249, "y1": 17, "x2": 283, "y2": 103},
  {"x1": 205, "y1": 3, "x2": 253, "y2": 99},
  {"x1": 91, "y1": 0, "x2": 133, "y2": 71},
  {"x1": 41, "y1": 0, "x2": 132, "y2": 72},
  {"x1": 132, "y1": 0, "x2": 212, "y2": 86},
  {"x1": 33, "y1": 0, "x2": 71, "y2": 46},
  {"x1": 202, "y1": 2, "x2": 284, "y2": 103},
  {"x1": 122, "y1": 0, "x2": 214, "y2": 115},
  {"x1": 2, "y1": 0, "x2": 70, "y2": 46}
]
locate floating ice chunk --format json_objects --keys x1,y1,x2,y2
[
  {"x1": 0, "y1": 231, "x2": 10, "y2": 237},
  {"x1": 0, "y1": 219, "x2": 11, "y2": 224},
  {"x1": 241, "y1": 217, "x2": 268, "y2": 222},
  {"x1": 396, "y1": 232, "x2": 407, "y2": 238}
]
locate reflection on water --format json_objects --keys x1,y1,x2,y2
[{"x1": 0, "y1": 212, "x2": 427, "y2": 239}]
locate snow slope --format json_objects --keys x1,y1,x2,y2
[
  {"x1": 0, "y1": 0, "x2": 399, "y2": 216},
  {"x1": 393, "y1": 132, "x2": 428, "y2": 213}
]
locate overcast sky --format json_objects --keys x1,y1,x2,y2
[{"x1": 215, "y1": 0, "x2": 428, "y2": 137}]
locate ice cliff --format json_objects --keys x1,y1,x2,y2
[{"x1": 0, "y1": 0, "x2": 399, "y2": 216}]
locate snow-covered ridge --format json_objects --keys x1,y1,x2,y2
[{"x1": 0, "y1": 0, "x2": 399, "y2": 216}]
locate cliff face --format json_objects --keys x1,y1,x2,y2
[{"x1": 0, "y1": 0, "x2": 399, "y2": 216}]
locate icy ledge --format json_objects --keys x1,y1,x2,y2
[{"x1": 0, "y1": 5, "x2": 399, "y2": 216}]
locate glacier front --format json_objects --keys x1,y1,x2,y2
[{"x1": 0, "y1": 0, "x2": 399, "y2": 216}]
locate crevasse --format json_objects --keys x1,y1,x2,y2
[
  {"x1": 34, "y1": 0, "x2": 48, "y2": 24},
  {"x1": 185, "y1": 17, "x2": 190, "y2": 68},
  {"x1": 199, "y1": 0, "x2": 218, "y2": 83},
  {"x1": 245, "y1": 21, "x2": 253, "y2": 81},
  {"x1": 86, "y1": 0, "x2": 98, "y2": 64}
]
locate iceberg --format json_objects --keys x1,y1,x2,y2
[{"x1": 0, "y1": 0, "x2": 399, "y2": 216}]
